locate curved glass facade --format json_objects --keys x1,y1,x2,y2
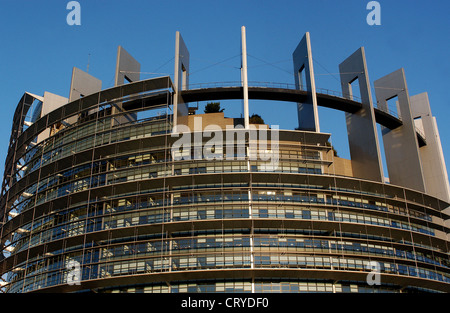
[{"x1": 0, "y1": 77, "x2": 449, "y2": 293}]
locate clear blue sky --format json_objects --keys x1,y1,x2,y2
[{"x1": 0, "y1": 0, "x2": 449, "y2": 181}]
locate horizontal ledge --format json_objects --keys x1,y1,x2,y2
[
  {"x1": 2, "y1": 218, "x2": 447, "y2": 272},
  {"x1": 31, "y1": 268, "x2": 450, "y2": 293}
]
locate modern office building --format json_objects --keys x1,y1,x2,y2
[{"x1": 0, "y1": 29, "x2": 449, "y2": 293}]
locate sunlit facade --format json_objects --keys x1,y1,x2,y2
[{"x1": 0, "y1": 32, "x2": 449, "y2": 293}]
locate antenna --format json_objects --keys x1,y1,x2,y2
[{"x1": 87, "y1": 53, "x2": 91, "y2": 73}]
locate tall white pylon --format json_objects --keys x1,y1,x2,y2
[{"x1": 241, "y1": 26, "x2": 250, "y2": 129}]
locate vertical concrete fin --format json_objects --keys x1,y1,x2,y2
[
  {"x1": 37, "y1": 92, "x2": 69, "y2": 143},
  {"x1": 338, "y1": 47, "x2": 383, "y2": 182},
  {"x1": 114, "y1": 46, "x2": 141, "y2": 86},
  {"x1": 173, "y1": 31, "x2": 190, "y2": 130},
  {"x1": 374, "y1": 68, "x2": 425, "y2": 192},
  {"x1": 410, "y1": 92, "x2": 450, "y2": 202},
  {"x1": 113, "y1": 46, "x2": 140, "y2": 125},
  {"x1": 69, "y1": 67, "x2": 102, "y2": 102},
  {"x1": 292, "y1": 32, "x2": 319, "y2": 132}
]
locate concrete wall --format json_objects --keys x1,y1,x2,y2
[
  {"x1": 186, "y1": 112, "x2": 234, "y2": 131},
  {"x1": 323, "y1": 150, "x2": 354, "y2": 178}
]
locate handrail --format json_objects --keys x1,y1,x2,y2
[
  {"x1": 187, "y1": 81, "x2": 363, "y2": 103},
  {"x1": 184, "y1": 81, "x2": 411, "y2": 122},
  {"x1": 374, "y1": 104, "x2": 401, "y2": 120}
]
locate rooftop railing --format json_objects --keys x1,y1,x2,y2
[
  {"x1": 187, "y1": 80, "x2": 364, "y2": 104},
  {"x1": 186, "y1": 81, "x2": 408, "y2": 121}
]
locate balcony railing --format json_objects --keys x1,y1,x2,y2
[{"x1": 187, "y1": 81, "x2": 364, "y2": 104}]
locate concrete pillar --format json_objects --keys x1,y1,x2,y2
[
  {"x1": 173, "y1": 31, "x2": 190, "y2": 130},
  {"x1": 339, "y1": 47, "x2": 383, "y2": 182},
  {"x1": 37, "y1": 92, "x2": 68, "y2": 143},
  {"x1": 410, "y1": 92, "x2": 450, "y2": 202},
  {"x1": 292, "y1": 32, "x2": 319, "y2": 132},
  {"x1": 374, "y1": 68, "x2": 425, "y2": 192},
  {"x1": 69, "y1": 67, "x2": 102, "y2": 102},
  {"x1": 114, "y1": 46, "x2": 140, "y2": 86},
  {"x1": 113, "y1": 46, "x2": 140, "y2": 125}
]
